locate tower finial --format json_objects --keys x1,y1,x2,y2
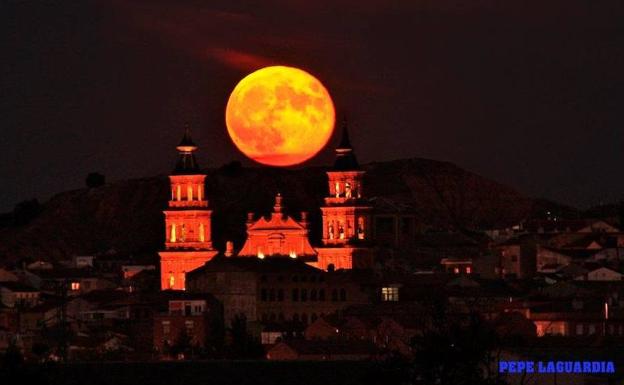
[
  {"x1": 173, "y1": 123, "x2": 200, "y2": 174},
  {"x1": 274, "y1": 192, "x2": 283, "y2": 213}
]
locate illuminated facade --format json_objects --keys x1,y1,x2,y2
[
  {"x1": 315, "y1": 123, "x2": 374, "y2": 270},
  {"x1": 159, "y1": 127, "x2": 217, "y2": 290},
  {"x1": 237, "y1": 193, "x2": 317, "y2": 260}
]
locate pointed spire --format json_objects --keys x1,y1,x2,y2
[
  {"x1": 337, "y1": 118, "x2": 353, "y2": 150},
  {"x1": 333, "y1": 119, "x2": 359, "y2": 171},
  {"x1": 173, "y1": 123, "x2": 201, "y2": 174}
]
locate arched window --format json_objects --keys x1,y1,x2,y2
[
  {"x1": 331, "y1": 289, "x2": 338, "y2": 302},
  {"x1": 340, "y1": 288, "x2": 347, "y2": 301}
]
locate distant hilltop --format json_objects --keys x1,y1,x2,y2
[{"x1": 0, "y1": 157, "x2": 559, "y2": 264}]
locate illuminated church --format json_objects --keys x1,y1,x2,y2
[{"x1": 160, "y1": 123, "x2": 374, "y2": 290}]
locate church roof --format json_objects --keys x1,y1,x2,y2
[
  {"x1": 333, "y1": 121, "x2": 360, "y2": 171},
  {"x1": 173, "y1": 125, "x2": 201, "y2": 175}
]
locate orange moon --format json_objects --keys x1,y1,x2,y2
[{"x1": 225, "y1": 66, "x2": 335, "y2": 166}]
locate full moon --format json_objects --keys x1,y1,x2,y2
[{"x1": 225, "y1": 66, "x2": 335, "y2": 166}]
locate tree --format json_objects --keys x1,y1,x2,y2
[
  {"x1": 31, "y1": 342, "x2": 50, "y2": 362},
  {"x1": 228, "y1": 314, "x2": 264, "y2": 359},
  {"x1": 85, "y1": 172, "x2": 106, "y2": 188},
  {"x1": 410, "y1": 297, "x2": 507, "y2": 385},
  {"x1": 169, "y1": 329, "x2": 193, "y2": 359},
  {"x1": 13, "y1": 199, "x2": 41, "y2": 225},
  {"x1": 2, "y1": 340, "x2": 23, "y2": 369}
]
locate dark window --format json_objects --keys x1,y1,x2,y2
[
  {"x1": 310, "y1": 289, "x2": 317, "y2": 301},
  {"x1": 340, "y1": 288, "x2": 347, "y2": 301},
  {"x1": 301, "y1": 276, "x2": 308, "y2": 282},
  {"x1": 311, "y1": 313, "x2": 318, "y2": 322},
  {"x1": 278, "y1": 313, "x2": 284, "y2": 321},
  {"x1": 301, "y1": 289, "x2": 308, "y2": 302},
  {"x1": 301, "y1": 313, "x2": 308, "y2": 324},
  {"x1": 319, "y1": 289, "x2": 325, "y2": 301},
  {"x1": 331, "y1": 289, "x2": 338, "y2": 302},
  {"x1": 511, "y1": 255, "x2": 518, "y2": 262},
  {"x1": 277, "y1": 289, "x2": 284, "y2": 301},
  {"x1": 293, "y1": 313, "x2": 299, "y2": 322},
  {"x1": 269, "y1": 289, "x2": 275, "y2": 302},
  {"x1": 261, "y1": 275, "x2": 268, "y2": 282},
  {"x1": 261, "y1": 289, "x2": 267, "y2": 301},
  {"x1": 293, "y1": 275, "x2": 299, "y2": 282},
  {"x1": 277, "y1": 275, "x2": 284, "y2": 282},
  {"x1": 376, "y1": 217, "x2": 394, "y2": 233},
  {"x1": 292, "y1": 289, "x2": 299, "y2": 301},
  {"x1": 269, "y1": 313, "x2": 276, "y2": 321}
]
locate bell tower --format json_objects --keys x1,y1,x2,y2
[
  {"x1": 316, "y1": 122, "x2": 373, "y2": 270},
  {"x1": 159, "y1": 125, "x2": 218, "y2": 290}
]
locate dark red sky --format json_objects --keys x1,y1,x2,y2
[{"x1": 2, "y1": 0, "x2": 624, "y2": 211}]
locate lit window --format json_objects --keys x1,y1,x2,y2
[
  {"x1": 466, "y1": 266, "x2": 472, "y2": 274},
  {"x1": 71, "y1": 282, "x2": 80, "y2": 291},
  {"x1": 162, "y1": 321, "x2": 170, "y2": 335},
  {"x1": 381, "y1": 286, "x2": 399, "y2": 302},
  {"x1": 453, "y1": 267, "x2": 460, "y2": 274}
]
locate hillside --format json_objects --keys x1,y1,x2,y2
[{"x1": 0, "y1": 158, "x2": 535, "y2": 264}]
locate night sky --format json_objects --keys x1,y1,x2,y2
[{"x1": 2, "y1": 0, "x2": 624, "y2": 212}]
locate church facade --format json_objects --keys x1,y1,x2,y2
[{"x1": 159, "y1": 124, "x2": 374, "y2": 291}]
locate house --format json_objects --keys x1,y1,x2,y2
[
  {"x1": 577, "y1": 267, "x2": 623, "y2": 282},
  {"x1": 153, "y1": 293, "x2": 219, "y2": 355},
  {"x1": 25, "y1": 268, "x2": 116, "y2": 295},
  {"x1": 0, "y1": 281, "x2": 40, "y2": 308},
  {"x1": 266, "y1": 339, "x2": 377, "y2": 360}
]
